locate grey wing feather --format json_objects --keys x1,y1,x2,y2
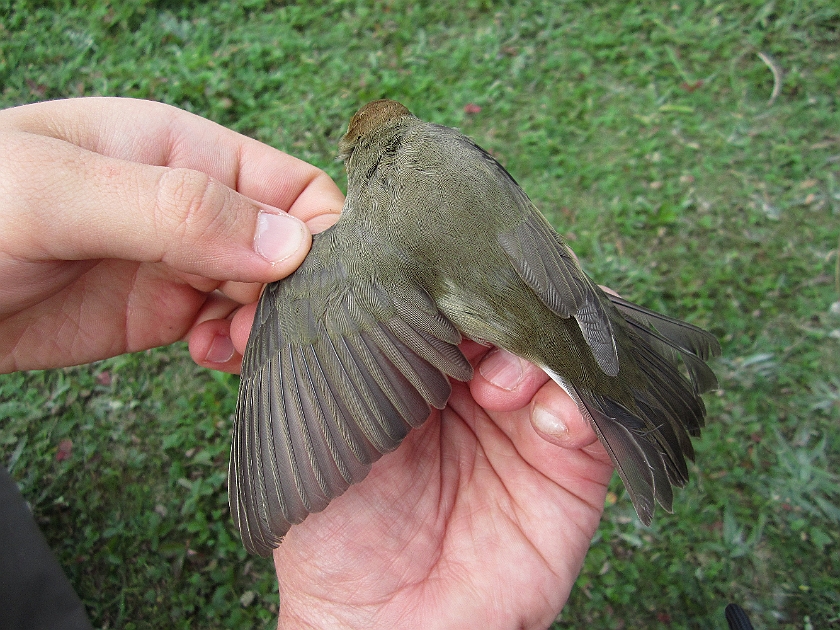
[
  {"x1": 231, "y1": 263, "x2": 473, "y2": 557},
  {"x1": 499, "y1": 213, "x2": 619, "y2": 376},
  {"x1": 548, "y1": 370, "x2": 672, "y2": 525},
  {"x1": 546, "y1": 303, "x2": 718, "y2": 523}
]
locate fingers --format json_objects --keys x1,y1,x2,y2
[
  {"x1": 471, "y1": 347, "x2": 549, "y2": 411},
  {"x1": 0, "y1": 97, "x2": 346, "y2": 221},
  {"x1": 0, "y1": 130, "x2": 309, "y2": 283},
  {"x1": 230, "y1": 302, "x2": 259, "y2": 356},
  {"x1": 0, "y1": 98, "x2": 345, "y2": 284},
  {"x1": 471, "y1": 347, "x2": 599, "y2": 450},
  {"x1": 528, "y1": 382, "x2": 598, "y2": 450},
  {"x1": 189, "y1": 318, "x2": 243, "y2": 374},
  {"x1": 188, "y1": 298, "x2": 258, "y2": 373},
  {"x1": 305, "y1": 211, "x2": 342, "y2": 234}
]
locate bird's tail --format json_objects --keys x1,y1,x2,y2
[{"x1": 545, "y1": 295, "x2": 720, "y2": 524}]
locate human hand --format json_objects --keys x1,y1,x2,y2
[
  {"x1": 230, "y1": 312, "x2": 613, "y2": 628},
  {"x1": 0, "y1": 97, "x2": 344, "y2": 373},
  {"x1": 279, "y1": 344, "x2": 612, "y2": 629}
]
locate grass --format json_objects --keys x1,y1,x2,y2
[{"x1": 1, "y1": 0, "x2": 839, "y2": 627}]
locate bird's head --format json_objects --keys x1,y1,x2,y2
[{"x1": 338, "y1": 99, "x2": 412, "y2": 163}]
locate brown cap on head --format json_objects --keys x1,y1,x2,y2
[{"x1": 339, "y1": 99, "x2": 412, "y2": 160}]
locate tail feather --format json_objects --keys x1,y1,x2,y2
[
  {"x1": 631, "y1": 395, "x2": 690, "y2": 487},
  {"x1": 581, "y1": 396, "x2": 673, "y2": 522},
  {"x1": 629, "y1": 330, "x2": 707, "y2": 437},
  {"x1": 609, "y1": 295, "x2": 720, "y2": 394},
  {"x1": 608, "y1": 295, "x2": 720, "y2": 361}
]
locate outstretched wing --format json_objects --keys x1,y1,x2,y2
[{"x1": 231, "y1": 236, "x2": 473, "y2": 556}]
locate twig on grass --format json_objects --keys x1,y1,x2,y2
[{"x1": 757, "y1": 52, "x2": 783, "y2": 106}]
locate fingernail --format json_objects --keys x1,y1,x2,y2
[
  {"x1": 532, "y1": 405, "x2": 568, "y2": 438},
  {"x1": 206, "y1": 334, "x2": 235, "y2": 364},
  {"x1": 254, "y1": 211, "x2": 307, "y2": 263},
  {"x1": 479, "y1": 349, "x2": 526, "y2": 391}
]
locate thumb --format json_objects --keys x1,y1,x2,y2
[{"x1": 0, "y1": 129, "x2": 318, "y2": 282}]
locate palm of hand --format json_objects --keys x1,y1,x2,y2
[
  {"x1": 0, "y1": 256, "x2": 219, "y2": 371},
  {"x1": 273, "y1": 343, "x2": 614, "y2": 630}
]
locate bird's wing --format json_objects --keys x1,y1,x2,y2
[
  {"x1": 231, "y1": 243, "x2": 473, "y2": 556},
  {"x1": 497, "y1": 211, "x2": 620, "y2": 376},
  {"x1": 545, "y1": 316, "x2": 716, "y2": 525}
]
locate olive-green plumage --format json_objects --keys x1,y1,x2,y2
[{"x1": 231, "y1": 100, "x2": 721, "y2": 557}]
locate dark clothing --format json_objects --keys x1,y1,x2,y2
[{"x1": 0, "y1": 467, "x2": 93, "y2": 630}]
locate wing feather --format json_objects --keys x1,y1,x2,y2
[
  {"x1": 609, "y1": 294, "x2": 720, "y2": 394},
  {"x1": 231, "y1": 241, "x2": 473, "y2": 556}
]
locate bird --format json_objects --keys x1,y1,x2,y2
[{"x1": 230, "y1": 99, "x2": 721, "y2": 557}]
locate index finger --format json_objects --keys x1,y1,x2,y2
[{"x1": 0, "y1": 97, "x2": 345, "y2": 224}]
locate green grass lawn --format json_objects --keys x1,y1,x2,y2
[{"x1": 2, "y1": 1, "x2": 838, "y2": 628}]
